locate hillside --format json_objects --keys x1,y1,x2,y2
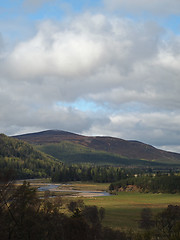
[
  {"x1": 35, "y1": 141, "x2": 163, "y2": 166},
  {"x1": 13, "y1": 130, "x2": 180, "y2": 166},
  {"x1": 0, "y1": 134, "x2": 62, "y2": 179}
]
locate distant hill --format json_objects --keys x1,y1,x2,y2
[
  {"x1": 0, "y1": 134, "x2": 62, "y2": 179},
  {"x1": 13, "y1": 130, "x2": 180, "y2": 166}
]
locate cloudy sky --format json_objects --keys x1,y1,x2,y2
[{"x1": 1, "y1": 0, "x2": 180, "y2": 152}]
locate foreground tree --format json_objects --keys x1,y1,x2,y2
[
  {"x1": 0, "y1": 177, "x2": 129, "y2": 240},
  {"x1": 139, "y1": 208, "x2": 155, "y2": 230},
  {"x1": 155, "y1": 205, "x2": 180, "y2": 240}
]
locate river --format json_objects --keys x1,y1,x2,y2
[{"x1": 38, "y1": 184, "x2": 111, "y2": 197}]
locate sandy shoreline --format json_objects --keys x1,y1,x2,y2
[{"x1": 15, "y1": 180, "x2": 110, "y2": 198}]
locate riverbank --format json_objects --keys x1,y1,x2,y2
[{"x1": 15, "y1": 179, "x2": 110, "y2": 197}]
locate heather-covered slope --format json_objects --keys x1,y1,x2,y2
[{"x1": 13, "y1": 130, "x2": 180, "y2": 165}]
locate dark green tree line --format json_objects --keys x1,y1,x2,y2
[
  {"x1": 109, "y1": 175, "x2": 180, "y2": 193},
  {"x1": 51, "y1": 165, "x2": 129, "y2": 183}
]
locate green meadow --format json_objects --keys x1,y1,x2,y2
[
  {"x1": 17, "y1": 180, "x2": 180, "y2": 231},
  {"x1": 84, "y1": 192, "x2": 180, "y2": 231}
]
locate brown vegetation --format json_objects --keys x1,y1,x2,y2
[{"x1": 14, "y1": 130, "x2": 180, "y2": 164}]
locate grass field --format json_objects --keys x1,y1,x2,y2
[
  {"x1": 68, "y1": 182, "x2": 109, "y2": 191},
  {"x1": 18, "y1": 180, "x2": 180, "y2": 231},
  {"x1": 59, "y1": 182, "x2": 180, "y2": 231},
  {"x1": 83, "y1": 191, "x2": 180, "y2": 231}
]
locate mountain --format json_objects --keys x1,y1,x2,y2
[
  {"x1": 13, "y1": 130, "x2": 180, "y2": 166},
  {"x1": 0, "y1": 134, "x2": 62, "y2": 179}
]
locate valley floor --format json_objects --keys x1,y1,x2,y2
[
  {"x1": 15, "y1": 180, "x2": 180, "y2": 231},
  {"x1": 84, "y1": 191, "x2": 180, "y2": 231}
]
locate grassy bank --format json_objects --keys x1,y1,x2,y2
[{"x1": 84, "y1": 192, "x2": 180, "y2": 230}]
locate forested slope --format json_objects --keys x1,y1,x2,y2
[
  {"x1": 0, "y1": 134, "x2": 62, "y2": 179},
  {"x1": 36, "y1": 141, "x2": 167, "y2": 167}
]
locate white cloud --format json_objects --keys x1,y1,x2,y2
[
  {"x1": 1, "y1": 13, "x2": 180, "y2": 152},
  {"x1": 4, "y1": 19, "x2": 105, "y2": 80},
  {"x1": 83, "y1": 111, "x2": 180, "y2": 152}
]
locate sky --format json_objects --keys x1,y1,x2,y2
[{"x1": 1, "y1": 0, "x2": 180, "y2": 153}]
